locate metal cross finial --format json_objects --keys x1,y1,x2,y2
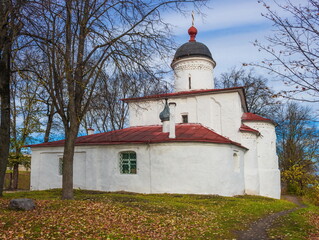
[{"x1": 192, "y1": 11, "x2": 195, "y2": 26}]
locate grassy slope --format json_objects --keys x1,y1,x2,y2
[
  {"x1": 0, "y1": 189, "x2": 295, "y2": 240},
  {"x1": 268, "y1": 201, "x2": 319, "y2": 240}
]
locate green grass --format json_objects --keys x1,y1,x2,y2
[
  {"x1": 268, "y1": 201, "x2": 319, "y2": 240},
  {"x1": 0, "y1": 189, "x2": 296, "y2": 239}
]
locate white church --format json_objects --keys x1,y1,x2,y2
[{"x1": 29, "y1": 25, "x2": 281, "y2": 199}]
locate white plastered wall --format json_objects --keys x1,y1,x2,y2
[
  {"x1": 241, "y1": 132, "x2": 260, "y2": 196},
  {"x1": 149, "y1": 143, "x2": 245, "y2": 196},
  {"x1": 31, "y1": 142, "x2": 246, "y2": 196},
  {"x1": 30, "y1": 147, "x2": 87, "y2": 190},
  {"x1": 128, "y1": 92, "x2": 243, "y2": 142},
  {"x1": 244, "y1": 121, "x2": 281, "y2": 199},
  {"x1": 171, "y1": 57, "x2": 215, "y2": 92}
]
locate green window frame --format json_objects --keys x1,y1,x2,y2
[{"x1": 119, "y1": 151, "x2": 137, "y2": 174}]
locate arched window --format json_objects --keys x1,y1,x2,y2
[
  {"x1": 233, "y1": 152, "x2": 240, "y2": 172},
  {"x1": 119, "y1": 151, "x2": 137, "y2": 174}
]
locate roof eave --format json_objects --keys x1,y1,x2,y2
[
  {"x1": 242, "y1": 119, "x2": 276, "y2": 126},
  {"x1": 28, "y1": 139, "x2": 248, "y2": 150}
]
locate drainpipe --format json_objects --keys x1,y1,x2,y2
[
  {"x1": 169, "y1": 102, "x2": 176, "y2": 138},
  {"x1": 163, "y1": 121, "x2": 169, "y2": 133}
]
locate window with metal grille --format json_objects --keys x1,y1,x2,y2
[
  {"x1": 59, "y1": 157, "x2": 63, "y2": 175},
  {"x1": 119, "y1": 152, "x2": 137, "y2": 174}
]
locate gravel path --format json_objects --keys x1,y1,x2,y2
[{"x1": 235, "y1": 195, "x2": 305, "y2": 240}]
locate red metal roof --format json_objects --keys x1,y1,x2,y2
[
  {"x1": 239, "y1": 124, "x2": 260, "y2": 135},
  {"x1": 242, "y1": 112, "x2": 274, "y2": 124},
  {"x1": 27, "y1": 124, "x2": 247, "y2": 149},
  {"x1": 122, "y1": 87, "x2": 245, "y2": 102}
]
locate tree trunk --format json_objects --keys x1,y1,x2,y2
[
  {"x1": 8, "y1": 172, "x2": 12, "y2": 190},
  {"x1": 44, "y1": 104, "x2": 55, "y2": 142},
  {"x1": 61, "y1": 124, "x2": 79, "y2": 200},
  {"x1": 12, "y1": 163, "x2": 19, "y2": 190},
  {"x1": 0, "y1": 43, "x2": 11, "y2": 197}
]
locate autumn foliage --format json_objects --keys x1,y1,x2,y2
[{"x1": 0, "y1": 190, "x2": 295, "y2": 239}]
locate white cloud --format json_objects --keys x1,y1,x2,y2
[
  {"x1": 163, "y1": 0, "x2": 318, "y2": 110},
  {"x1": 165, "y1": 0, "x2": 308, "y2": 36},
  {"x1": 165, "y1": 0, "x2": 267, "y2": 35},
  {"x1": 165, "y1": 0, "x2": 308, "y2": 74}
]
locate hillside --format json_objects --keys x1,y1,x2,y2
[{"x1": 0, "y1": 190, "x2": 318, "y2": 239}]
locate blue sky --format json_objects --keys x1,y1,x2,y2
[
  {"x1": 165, "y1": 0, "x2": 303, "y2": 78},
  {"x1": 162, "y1": 0, "x2": 319, "y2": 113}
]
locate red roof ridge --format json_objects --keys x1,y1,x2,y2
[{"x1": 122, "y1": 87, "x2": 245, "y2": 102}]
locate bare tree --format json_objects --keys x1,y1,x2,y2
[
  {"x1": 83, "y1": 71, "x2": 169, "y2": 132},
  {"x1": 16, "y1": 46, "x2": 64, "y2": 143},
  {"x1": 215, "y1": 67, "x2": 280, "y2": 116},
  {"x1": 8, "y1": 72, "x2": 44, "y2": 189},
  {"x1": 253, "y1": 0, "x2": 319, "y2": 103},
  {"x1": 43, "y1": 98, "x2": 56, "y2": 143},
  {"x1": 0, "y1": 0, "x2": 25, "y2": 196},
  {"x1": 24, "y1": 0, "x2": 207, "y2": 199}
]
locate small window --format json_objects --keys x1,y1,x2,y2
[
  {"x1": 59, "y1": 157, "x2": 63, "y2": 175},
  {"x1": 233, "y1": 153, "x2": 240, "y2": 172},
  {"x1": 120, "y1": 151, "x2": 137, "y2": 174},
  {"x1": 182, "y1": 114, "x2": 188, "y2": 123},
  {"x1": 188, "y1": 74, "x2": 192, "y2": 89}
]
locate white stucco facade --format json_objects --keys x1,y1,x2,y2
[
  {"x1": 172, "y1": 57, "x2": 215, "y2": 92},
  {"x1": 243, "y1": 121, "x2": 281, "y2": 199},
  {"x1": 30, "y1": 25, "x2": 281, "y2": 199},
  {"x1": 31, "y1": 142, "x2": 246, "y2": 196},
  {"x1": 128, "y1": 90, "x2": 246, "y2": 143}
]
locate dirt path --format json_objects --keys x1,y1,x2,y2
[{"x1": 235, "y1": 195, "x2": 305, "y2": 240}]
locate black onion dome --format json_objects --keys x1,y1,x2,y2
[
  {"x1": 172, "y1": 25, "x2": 215, "y2": 65},
  {"x1": 173, "y1": 41, "x2": 213, "y2": 62}
]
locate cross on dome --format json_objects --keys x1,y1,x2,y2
[
  {"x1": 192, "y1": 11, "x2": 195, "y2": 26},
  {"x1": 188, "y1": 11, "x2": 197, "y2": 42}
]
